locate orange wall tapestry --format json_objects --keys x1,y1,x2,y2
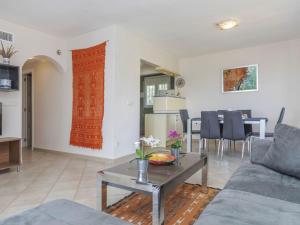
[{"x1": 70, "y1": 42, "x2": 106, "y2": 149}]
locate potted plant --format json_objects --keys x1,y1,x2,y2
[
  {"x1": 135, "y1": 136, "x2": 160, "y2": 183},
  {"x1": 168, "y1": 130, "x2": 182, "y2": 159},
  {"x1": 0, "y1": 41, "x2": 18, "y2": 64}
]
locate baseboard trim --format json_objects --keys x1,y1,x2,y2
[{"x1": 33, "y1": 147, "x2": 135, "y2": 164}]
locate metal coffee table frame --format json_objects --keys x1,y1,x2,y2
[{"x1": 96, "y1": 153, "x2": 208, "y2": 225}]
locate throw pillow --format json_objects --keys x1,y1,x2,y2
[{"x1": 262, "y1": 124, "x2": 300, "y2": 179}]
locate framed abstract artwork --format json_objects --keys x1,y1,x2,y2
[{"x1": 222, "y1": 64, "x2": 258, "y2": 93}]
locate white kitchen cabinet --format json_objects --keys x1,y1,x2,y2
[
  {"x1": 153, "y1": 96, "x2": 185, "y2": 113},
  {"x1": 145, "y1": 113, "x2": 183, "y2": 147}
]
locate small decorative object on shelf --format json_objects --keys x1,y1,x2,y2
[
  {"x1": 135, "y1": 136, "x2": 160, "y2": 184},
  {"x1": 0, "y1": 63, "x2": 19, "y2": 91},
  {"x1": 168, "y1": 130, "x2": 182, "y2": 161},
  {"x1": 0, "y1": 78, "x2": 11, "y2": 89},
  {"x1": 175, "y1": 77, "x2": 185, "y2": 96},
  {"x1": 0, "y1": 41, "x2": 18, "y2": 65}
]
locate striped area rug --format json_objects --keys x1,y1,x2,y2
[{"x1": 107, "y1": 184, "x2": 219, "y2": 225}]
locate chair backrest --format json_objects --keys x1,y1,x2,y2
[
  {"x1": 179, "y1": 109, "x2": 189, "y2": 133},
  {"x1": 201, "y1": 111, "x2": 221, "y2": 139},
  {"x1": 223, "y1": 111, "x2": 246, "y2": 140},
  {"x1": 277, "y1": 107, "x2": 285, "y2": 124}
]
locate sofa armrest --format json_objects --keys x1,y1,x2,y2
[{"x1": 251, "y1": 138, "x2": 273, "y2": 165}]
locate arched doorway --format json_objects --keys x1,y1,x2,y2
[{"x1": 22, "y1": 55, "x2": 63, "y2": 149}]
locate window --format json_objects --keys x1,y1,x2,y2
[
  {"x1": 143, "y1": 75, "x2": 172, "y2": 108},
  {"x1": 146, "y1": 85, "x2": 155, "y2": 106},
  {"x1": 158, "y1": 83, "x2": 168, "y2": 91}
]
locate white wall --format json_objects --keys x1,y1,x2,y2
[
  {"x1": 180, "y1": 39, "x2": 300, "y2": 131},
  {"x1": 19, "y1": 26, "x2": 117, "y2": 159},
  {"x1": 20, "y1": 26, "x2": 117, "y2": 159},
  {"x1": 3, "y1": 20, "x2": 178, "y2": 159},
  {"x1": 5, "y1": 16, "x2": 300, "y2": 158},
  {"x1": 4, "y1": 17, "x2": 300, "y2": 158},
  {"x1": 0, "y1": 19, "x2": 67, "y2": 139},
  {"x1": 33, "y1": 25, "x2": 178, "y2": 159},
  {"x1": 55, "y1": 26, "x2": 117, "y2": 158},
  {"x1": 112, "y1": 26, "x2": 178, "y2": 158}
]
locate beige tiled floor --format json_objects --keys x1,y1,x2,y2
[{"x1": 0, "y1": 141, "x2": 247, "y2": 219}]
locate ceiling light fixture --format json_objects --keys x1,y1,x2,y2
[{"x1": 216, "y1": 19, "x2": 239, "y2": 30}]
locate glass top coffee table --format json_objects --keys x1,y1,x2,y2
[{"x1": 96, "y1": 153, "x2": 208, "y2": 225}]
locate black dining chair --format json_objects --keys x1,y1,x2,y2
[
  {"x1": 220, "y1": 110, "x2": 252, "y2": 134},
  {"x1": 234, "y1": 109, "x2": 252, "y2": 150},
  {"x1": 221, "y1": 111, "x2": 250, "y2": 159},
  {"x1": 251, "y1": 107, "x2": 285, "y2": 138},
  {"x1": 277, "y1": 107, "x2": 286, "y2": 124},
  {"x1": 218, "y1": 110, "x2": 252, "y2": 150},
  {"x1": 200, "y1": 111, "x2": 221, "y2": 155},
  {"x1": 179, "y1": 109, "x2": 201, "y2": 151},
  {"x1": 180, "y1": 109, "x2": 189, "y2": 134}
]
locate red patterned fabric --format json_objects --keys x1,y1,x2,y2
[{"x1": 70, "y1": 42, "x2": 106, "y2": 149}]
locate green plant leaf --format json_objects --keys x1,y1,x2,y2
[
  {"x1": 136, "y1": 149, "x2": 142, "y2": 159},
  {"x1": 144, "y1": 152, "x2": 153, "y2": 160}
]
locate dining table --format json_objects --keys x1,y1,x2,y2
[{"x1": 186, "y1": 116, "x2": 268, "y2": 153}]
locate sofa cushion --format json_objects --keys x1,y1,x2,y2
[
  {"x1": 194, "y1": 189, "x2": 300, "y2": 225},
  {"x1": 250, "y1": 138, "x2": 272, "y2": 165},
  {"x1": 195, "y1": 137, "x2": 300, "y2": 225},
  {"x1": 225, "y1": 162, "x2": 300, "y2": 204},
  {"x1": 262, "y1": 124, "x2": 300, "y2": 179},
  {"x1": 0, "y1": 199, "x2": 132, "y2": 225}
]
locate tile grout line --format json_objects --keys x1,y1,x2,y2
[
  {"x1": 0, "y1": 154, "x2": 57, "y2": 215},
  {"x1": 73, "y1": 160, "x2": 88, "y2": 200},
  {"x1": 0, "y1": 152, "x2": 48, "y2": 214},
  {"x1": 40, "y1": 158, "x2": 72, "y2": 203}
]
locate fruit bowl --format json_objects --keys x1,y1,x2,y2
[{"x1": 149, "y1": 153, "x2": 176, "y2": 165}]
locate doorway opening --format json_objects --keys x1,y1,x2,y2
[
  {"x1": 22, "y1": 55, "x2": 63, "y2": 150},
  {"x1": 22, "y1": 73, "x2": 32, "y2": 148},
  {"x1": 140, "y1": 60, "x2": 174, "y2": 136}
]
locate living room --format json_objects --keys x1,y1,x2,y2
[{"x1": 0, "y1": 1, "x2": 300, "y2": 225}]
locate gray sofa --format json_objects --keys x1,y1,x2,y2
[
  {"x1": 0, "y1": 199, "x2": 132, "y2": 225},
  {"x1": 195, "y1": 138, "x2": 300, "y2": 225}
]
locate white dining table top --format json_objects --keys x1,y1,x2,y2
[{"x1": 190, "y1": 116, "x2": 268, "y2": 122}]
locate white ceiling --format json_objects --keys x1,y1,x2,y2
[{"x1": 1, "y1": 0, "x2": 300, "y2": 57}]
